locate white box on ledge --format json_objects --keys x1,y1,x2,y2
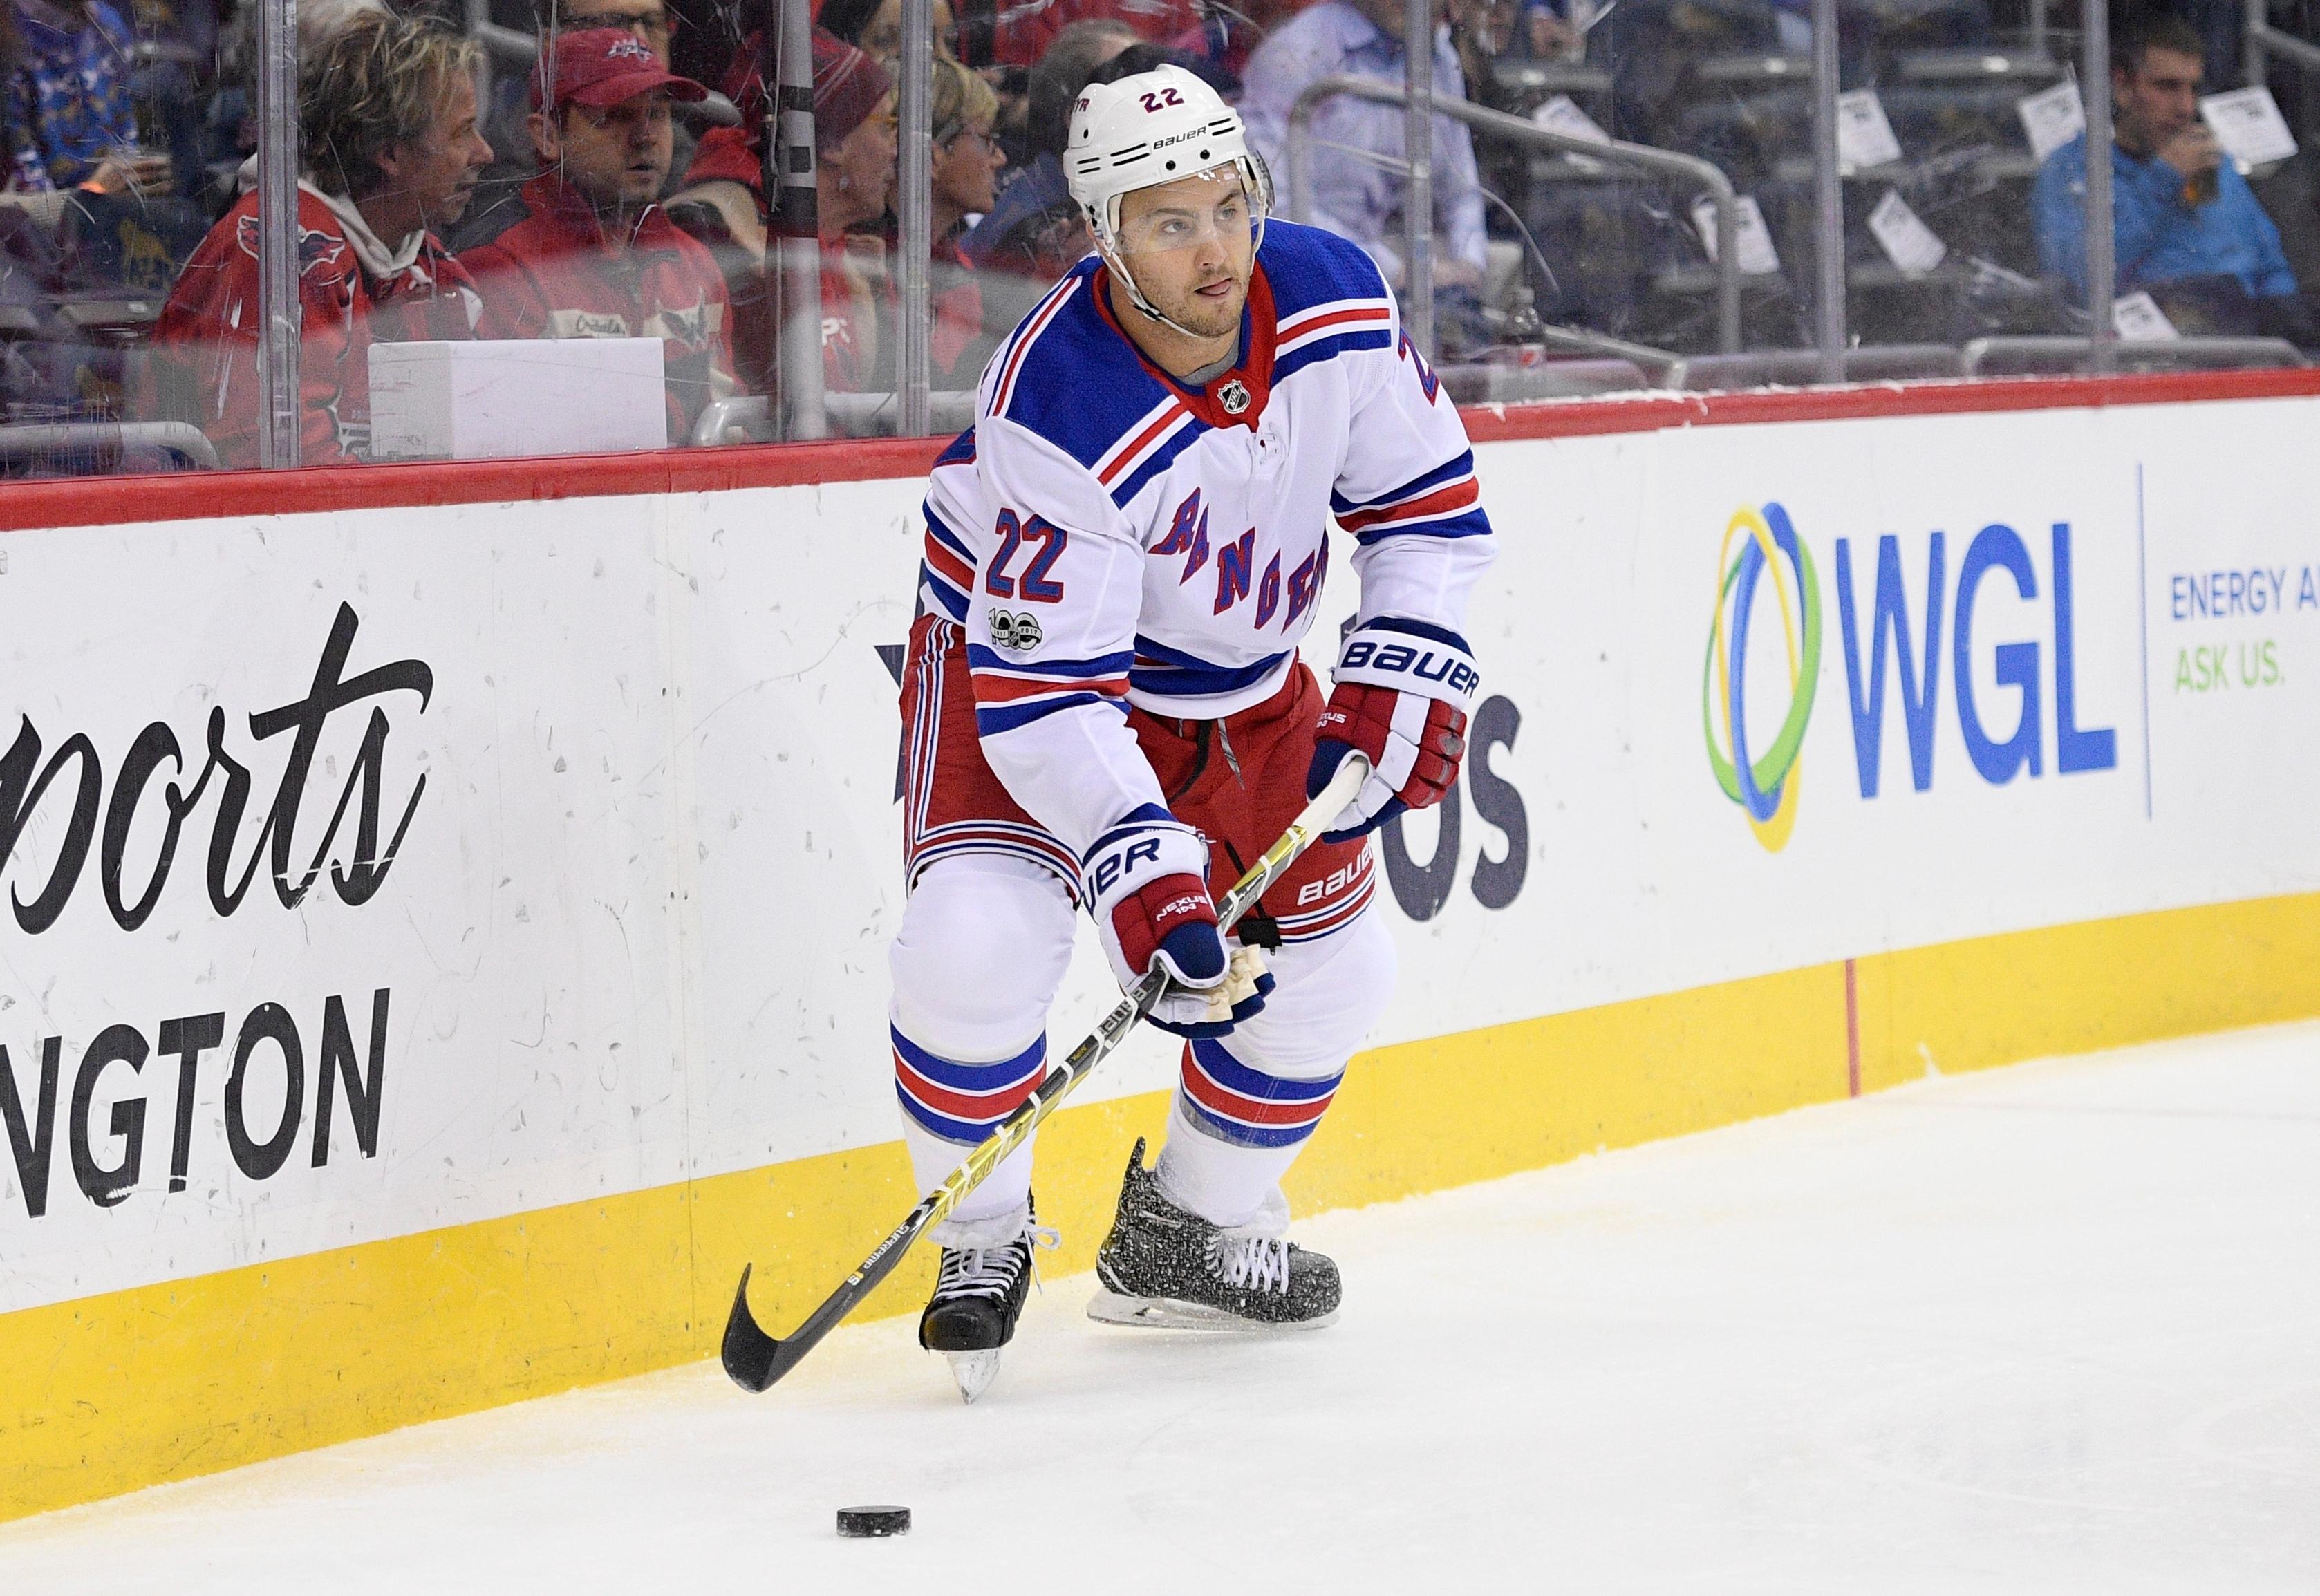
[{"x1": 369, "y1": 337, "x2": 667, "y2": 461}]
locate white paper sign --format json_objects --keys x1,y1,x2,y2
[
  {"x1": 1533, "y1": 93, "x2": 1612, "y2": 145},
  {"x1": 1867, "y1": 189, "x2": 1947, "y2": 273},
  {"x1": 1836, "y1": 89, "x2": 1905, "y2": 171},
  {"x1": 1692, "y1": 194, "x2": 1783, "y2": 275},
  {"x1": 2017, "y1": 77, "x2": 2086, "y2": 163},
  {"x1": 2112, "y1": 290, "x2": 2181, "y2": 340},
  {"x1": 2200, "y1": 86, "x2": 2299, "y2": 167}
]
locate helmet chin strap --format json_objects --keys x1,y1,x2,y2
[{"x1": 1099, "y1": 243, "x2": 1222, "y2": 345}]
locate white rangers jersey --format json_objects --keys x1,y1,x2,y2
[{"x1": 915, "y1": 219, "x2": 1497, "y2": 860}]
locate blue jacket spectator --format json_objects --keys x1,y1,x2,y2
[
  {"x1": 8, "y1": 0, "x2": 141, "y2": 191},
  {"x1": 2032, "y1": 13, "x2": 2296, "y2": 305},
  {"x1": 1239, "y1": 0, "x2": 1490, "y2": 289},
  {"x1": 2033, "y1": 133, "x2": 2295, "y2": 301}
]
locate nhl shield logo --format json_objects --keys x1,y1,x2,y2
[{"x1": 1219, "y1": 379, "x2": 1251, "y2": 415}]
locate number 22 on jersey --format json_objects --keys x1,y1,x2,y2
[{"x1": 986, "y1": 509, "x2": 1069, "y2": 602}]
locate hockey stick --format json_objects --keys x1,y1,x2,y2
[{"x1": 720, "y1": 751, "x2": 1374, "y2": 1393}]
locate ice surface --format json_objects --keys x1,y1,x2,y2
[{"x1": 7, "y1": 1024, "x2": 2318, "y2": 1593}]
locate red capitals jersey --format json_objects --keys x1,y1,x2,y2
[
  {"x1": 461, "y1": 173, "x2": 737, "y2": 442},
  {"x1": 149, "y1": 185, "x2": 480, "y2": 467}
]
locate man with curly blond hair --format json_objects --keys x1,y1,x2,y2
[{"x1": 151, "y1": 10, "x2": 494, "y2": 464}]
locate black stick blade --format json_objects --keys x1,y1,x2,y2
[{"x1": 722, "y1": 1264, "x2": 785, "y2": 1392}]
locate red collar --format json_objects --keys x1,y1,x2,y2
[{"x1": 1091, "y1": 261, "x2": 1278, "y2": 431}]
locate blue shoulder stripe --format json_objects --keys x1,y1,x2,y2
[
  {"x1": 996, "y1": 262, "x2": 1176, "y2": 473},
  {"x1": 1257, "y1": 219, "x2": 1393, "y2": 320}
]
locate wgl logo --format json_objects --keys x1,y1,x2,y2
[
  {"x1": 1703, "y1": 503, "x2": 1822, "y2": 853},
  {"x1": 1835, "y1": 520, "x2": 2115, "y2": 794},
  {"x1": 1705, "y1": 505, "x2": 2119, "y2": 847}
]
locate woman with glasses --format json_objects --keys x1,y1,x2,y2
[
  {"x1": 928, "y1": 54, "x2": 1004, "y2": 385},
  {"x1": 668, "y1": 28, "x2": 898, "y2": 393}
]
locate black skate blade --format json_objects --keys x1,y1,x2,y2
[
  {"x1": 1085, "y1": 1288, "x2": 1340, "y2": 1333},
  {"x1": 722, "y1": 1265, "x2": 805, "y2": 1392}
]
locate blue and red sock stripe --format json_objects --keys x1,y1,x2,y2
[
  {"x1": 894, "y1": 1026, "x2": 1048, "y2": 1144},
  {"x1": 1177, "y1": 1038, "x2": 1344, "y2": 1149}
]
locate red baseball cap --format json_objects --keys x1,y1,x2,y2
[{"x1": 532, "y1": 27, "x2": 709, "y2": 111}]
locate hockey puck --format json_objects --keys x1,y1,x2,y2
[{"x1": 836, "y1": 1505, "x2": 911, "y2": 1538}]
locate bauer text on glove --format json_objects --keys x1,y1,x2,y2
[
  {"x1": 1083, "y1": 807, "x2": 1273, "y2": 1038},
  {"x1": 1306, "y1": 617, "x2": 1480, "y2": 841}
]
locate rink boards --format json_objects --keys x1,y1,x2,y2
[{"x1": 5, "y1": 372, "x2": 2320, "y2": 1519}]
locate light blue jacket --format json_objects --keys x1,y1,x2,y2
[
  {"x1": 1239, "y1": 1, "x2": 1489, "y2": 279},
  {"x1": 2033, "y1": 131, "x2": 2296, "y2": 299}
]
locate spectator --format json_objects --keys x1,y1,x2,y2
[
  {"x1": 1446, "y1": 0, "x2": 1523, "y2": 111},
  {"x1": 1239, "y1": 0, "x2": 1490, "y2": 301},
  {"x1": 2034, "y1": 12, "x2": 2302, "y2": 336},
  {"x1": 960, "y1": 18, "x2": 1136, "y2": 284},
  {"x1": 1514, "y1": 0, "x2": 1578, "y2": 59},
  {"x1": 462, "y1": 29, "x2": 736, "y2": 441},
  {"x1": 462, "y1": 0, "x2": 693, "y2": 244},
  {"x1": 556, "y1": 0, "x2": 677, "y2": 63},
  {"x1": 149, "y1": 11, "x2": 491, "y2": 465},
  {"x1": 667, "y1": 28, "x2": 895, "y2": 391},
  {"x1": 8, "y1": 0, "x2": 169, "y2": 193},
  {"x1": 1166, "y1": 0, "x2": 1311, "y2": 93},
  {"x1": 819, "y1": 0, "x2": 955, "y2": 64},
  {"x1": 982, "y1": 0, "x2": 1201, "y2": 68},
  {"x1": 929, "y1": 52, "x2": 1003, "y2": 383}
]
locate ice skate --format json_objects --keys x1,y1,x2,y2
[
  {"x1": 1089, "y1": 1139, "x2": 1341, "y2": 1331},
  {"x1": 917, "y1": 1204, "x2": 1055, "y2": 1402}
]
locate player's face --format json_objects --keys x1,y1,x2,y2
[{"x1": 1114, "y1": 167, "x2": 1256, "y2": 341}]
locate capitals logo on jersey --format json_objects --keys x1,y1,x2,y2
[{"x1": 236, "y1": 214, "x2": 346, "y2": 280}]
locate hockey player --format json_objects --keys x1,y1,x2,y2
[{"x1": 893, "y1": 62, "x2": 1495, "y2": 1398}]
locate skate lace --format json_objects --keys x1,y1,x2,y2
[
  {"x1": 937, "y1": 1222, "x2": 1060, "y2": 1302},
  {"x1": 1206, "y1": 1231, "x2": 1291, "y2": 1295}
]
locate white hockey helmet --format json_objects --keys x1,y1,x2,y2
[{"x1": 1066, "y1": 64, "x2": 1271, "y2": 330}]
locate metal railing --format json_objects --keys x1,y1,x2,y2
[
  {"x1": 2246, "y1": 0, "x2": 2320, "y2": 84},
  {"x1": 1961, "y1": 335, "x2": 2307, "y2": 376},
  {"x1": 1282, "y1": 74, "x2": 1746, "y2": 355},
  {"x1": 0, "y1": 422, "x2": 221, "y2": 471},
  {"x1": 691, "y1": 391, "x2": 979, "y2": 446}
]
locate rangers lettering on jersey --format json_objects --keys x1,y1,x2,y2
[{"x1": 913, "y1": 220, "x2": 1497, "y2": 860}]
